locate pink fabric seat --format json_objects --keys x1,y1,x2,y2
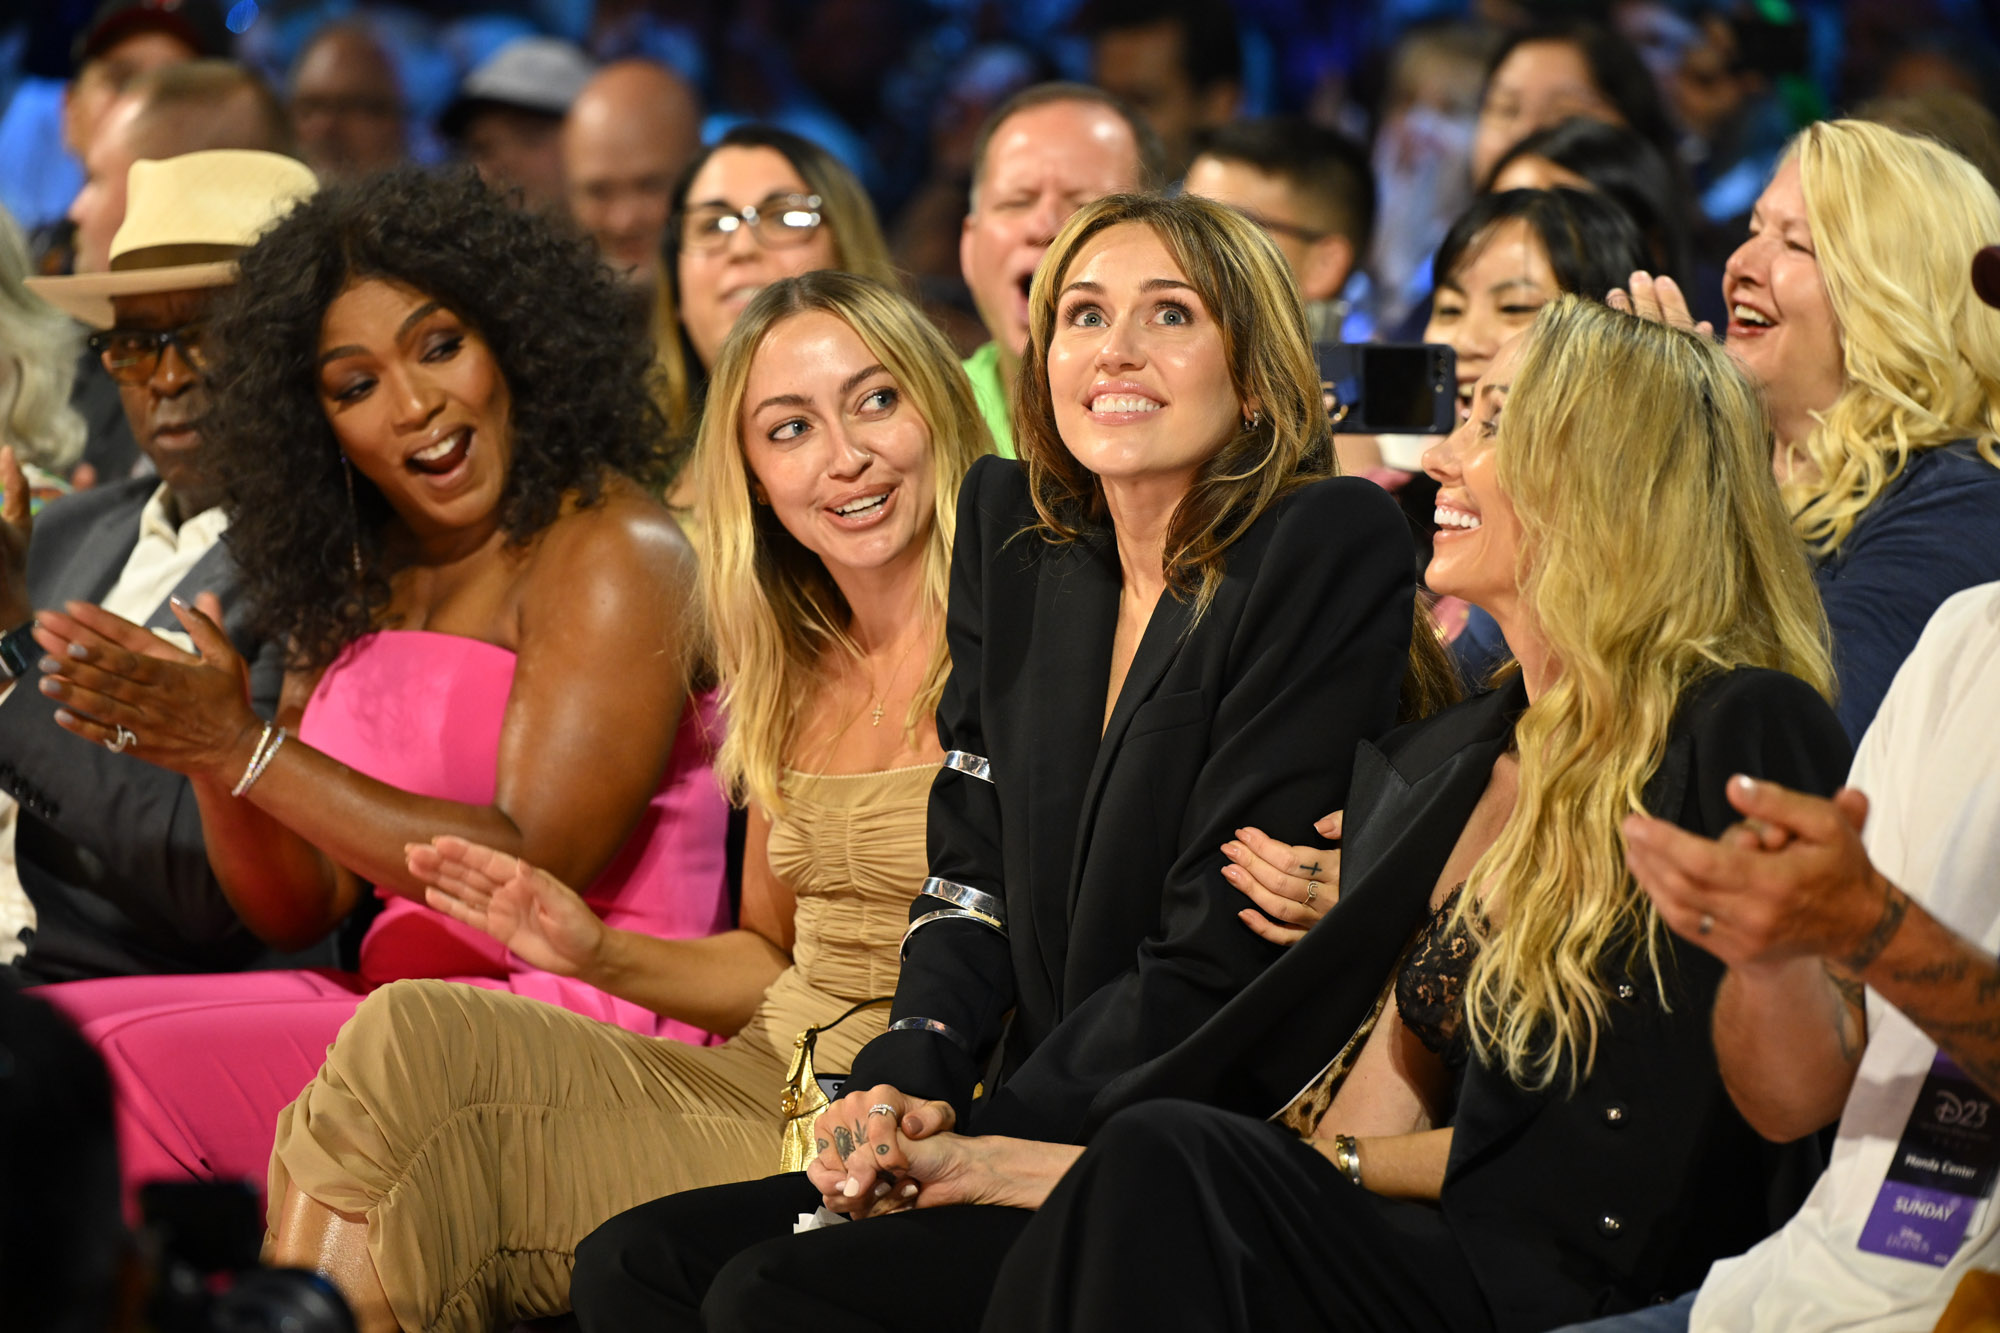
[{"x1": 41, "y1": 629, "x2": 732, "y2": 1209}]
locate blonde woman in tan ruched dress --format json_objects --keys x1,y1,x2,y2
[{"x1": 264, "y1": 272, "x2": 990, "y2": 1333}]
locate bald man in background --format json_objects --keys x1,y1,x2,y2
[
  {"x1": 62, "y1": 60, "x2": 296, "y2": 484},
  {"x1": 289, "y1": 22, "x2": 407, "y2": 180},
  {"x1": 562, "y1": 60, "x2": 702, "y2": 287},
  {"x1": 70, "y1": 60, "x2": 294, "y2": 275}
]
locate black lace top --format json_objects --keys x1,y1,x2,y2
[{"x1": 1395, "y1": 884, "x2": 1481, "y2": 1070}]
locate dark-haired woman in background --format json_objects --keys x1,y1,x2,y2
[
  {"x1": 1484, "y1": 117, "x2": 1700, "y2": 305},
  {"x1": 1469, "y1": 20, "x2": 1681, "y2": 189},
  {"x1": 652, "y1": 126, "x2": 899, "y2": 492},
  {"x1": 31, "y1": 168, "x2": 731, "y2": 1201},
  {"x1": 1414, "y1": 189, "x2": 1651, "y2": 683}
]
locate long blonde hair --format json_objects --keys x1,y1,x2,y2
[
  {"x1": 1462, "y1": 295, "x2": 1833, "y2": 1091},
  {"x1": 694, "y1": 271, "x2": 988, "y2": 816},
  {"x1": 1788, "y1": 119, "x2": 2000, "y2": 554}
]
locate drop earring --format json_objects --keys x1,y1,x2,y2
[{"x1": 342, "y1": 457, "x2": 363, "y2": 579}]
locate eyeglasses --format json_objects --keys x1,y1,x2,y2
[
  {"x1": 1237, "y1": 208, "x2": 1331, "y2": 245},
  {"x1": 677, "y1": 193, "x2": 824, "y2": 253},
  {"x1": 88, "y1": 323, "x2": 211, "y2": 384}
]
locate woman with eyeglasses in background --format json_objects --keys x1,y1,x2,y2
[{"x1": 651, "y1": 126, "x2": 899, "y2": 503}]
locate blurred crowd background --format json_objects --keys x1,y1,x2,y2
[{"x1": 7, "y1": 0, "x2": 1999, "y2": 360}]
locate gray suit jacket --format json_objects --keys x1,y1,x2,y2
[{"x1": 0, "y1": 477, "x2": 290, "y2": 981}]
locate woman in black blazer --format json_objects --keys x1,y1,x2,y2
[
  {"x1": 950, "y1": 297, "x2": 1854, "y2": 1332},
  {"x1": 570, "y1": 195, "x2": 1451, "y2": 1330}
]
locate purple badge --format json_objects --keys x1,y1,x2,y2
[{"x1": 1858, "y1": 1052, "x2": 2000, "y2": 1266}]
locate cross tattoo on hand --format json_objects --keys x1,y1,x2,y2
[{"x1": 1301, "y1": 860, "x2": 1324, "y2": 876}]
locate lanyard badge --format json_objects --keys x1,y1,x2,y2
[{"x1": 1858, "y1": 1051, "x2": 2000, "y2": 1265}]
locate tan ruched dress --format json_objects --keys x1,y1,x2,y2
[{"x1": 265, "y1": 764, "x2": 931, "y2": 1333}]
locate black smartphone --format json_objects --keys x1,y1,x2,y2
[{"x1": 1315, "y1": 343, "x2": 1457, "y2": 435}]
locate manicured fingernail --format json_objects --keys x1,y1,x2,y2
[
  {"x1": 38, "y1": 656, "x2": 58, "y2": 674},
  {"x1": 1221, "y1": 865, "x2": 1241, "y2": 882},
  {"x1": 170, "y1": 595, "x2": 186, "y2": 608},
  {"x1": 38, "y1": 677, "x2": 61, "y2": 696},
  {"x1": 841, "y1": 1179, "x2": 861, "y2": 1197},
  {"x1": 901, "y1": 1183, "x2": 919, "y2": 1198},
  {"x1": 873, "y1": 1181, "x2": 891, "y2": 1199},
  {"x1": 53, "y1": 708, "x2": 73, "y2": 725},
  {"x1": 1732, "y1": 775, "x2": 1756, "y2": 793},
  {"x1": 66, "y1": 643, "x2": 88, "y2": 658}
]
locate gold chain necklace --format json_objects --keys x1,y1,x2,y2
[{"x1": 864, "y1": 632, "x2": 924, "y2": 727}]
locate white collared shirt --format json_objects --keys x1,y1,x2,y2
[{"x1": 0, "y1": 485, "x2": 228, "y2": 963}]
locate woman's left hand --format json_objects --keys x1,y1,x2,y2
[
  {"x1": 1608, "y1": 271, "x2": 1715, "y2": 337},
  {"x1": 30, "y1": 595, "x2": 260, "y2": 780},
  {"x1": 1223, "y1": 812, "x2": 1341, "y2": 945}
]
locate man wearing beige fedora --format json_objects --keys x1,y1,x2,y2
[{"x1": 2, "y1": 149, "x2": 316, "y2": 983}]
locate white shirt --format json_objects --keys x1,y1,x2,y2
[
  {"x1": 1695, "y1": 582, "x2": 2000, "y2": 1332},
  {"x1": 0, "y1": 486, "x2": 227, "y2": 963}
]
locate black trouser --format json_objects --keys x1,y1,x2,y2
[
  {"x1": 571, "y1": 1171, "x2": 1033, "y2": 1333},
  {"x1": 981, "y1": 1100, "x2": 1495, "y2": 1333}
]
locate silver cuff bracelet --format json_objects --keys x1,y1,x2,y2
[
  {"x1": 920, "y1": 876, "x2": 1006, "y2": 925},
  {"x1": 900, "y1": 907, "x2": 1006, "y2": 959},
  {"x1": 942, "y1": 750, "x2": 993, "y2": 783},
  {"x1": 886, "y1": 1016, "x2": 973, "y2": 1053}
]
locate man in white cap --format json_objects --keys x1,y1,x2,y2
[
  {"x1": 2, "y1": 149, "x2": 316, "y2": 983},
  {"x1": 442, "y1": 35, "x2": 593, "y2": 213}
]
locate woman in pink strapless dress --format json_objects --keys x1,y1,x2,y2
[{"x1": 29, "y1": 170, "x2": 732, "y2": 1207}]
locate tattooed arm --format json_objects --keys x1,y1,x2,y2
[
  {"x1": 1627, "y1": 777, "x2": 2000, "y2": 1140},
  {"x1": 1843, "y1": 889, "x2": 2000, "y2": 1100}
]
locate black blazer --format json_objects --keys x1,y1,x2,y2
[
  {"x1": 845, "y1": 455, "x2": 1416, "y2": 1140},
  {"x1": 0, "y1": 478, "x2": 287, "y2": 982},
  {"x1": 1086, "y1": 666, "x2": 1853, "y2": 1331}
]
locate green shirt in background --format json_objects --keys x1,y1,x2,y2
[{"x1": 963, "y1": 342, "x2": 1015, "y2": 459}]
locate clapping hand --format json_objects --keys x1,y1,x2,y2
[
  {"x1": 1, "y1": 447, "x2": 32, "y2": 628},
  {"x1": 32, "y1": 594, "x2": 256, "y2": 774},
  {"x1": 1623, "y1": 776, "x2": 1892, "y2": 973},
  {"x1": 408, "y1": 835, "x2": 608, "y2": 978}
]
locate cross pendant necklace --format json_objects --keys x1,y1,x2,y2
[{"x1": 863, "y1": 634, "x2": 922, "y2": 728}]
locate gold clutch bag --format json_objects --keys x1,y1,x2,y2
[{"x1": 779, "y1": 997, "x2": 892, "y2": 1173}]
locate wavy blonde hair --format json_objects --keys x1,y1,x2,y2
[
  {"x1": 1462, "y1": 295, "x2": 1834, "y2": 1091},
  {"x1": 0, "y1": 206, "x2": 84, "y2": 474},
  {"x1": 1014, "y1": 192, "x2": 1459, "y2": 716},
  {"x1": 1787, "y1": 119, "x2": 2000, "y2": 554},
  {"x1": 694, "y1": 271, "x2": 988, "y2": 817}
]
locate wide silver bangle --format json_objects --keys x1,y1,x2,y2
[
  {"x1": 900, "y1": 907, "x2": 1005, "y2": 960},
  {"x1": 887, "y1": 1016, "x2": 972, "y2": 1053},
  {"x1": 942, "y1": 750, "x2": 993, "y2": 783},
  {"x1": 919, "y1": 876, "x2": 1006, "y2": 924},
  {"x1": 1331, "y1": 1133, "x2": 1364, "y2": 1188}
]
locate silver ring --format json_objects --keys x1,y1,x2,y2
[
  {"x1": 1697, "y1": 913, "x2": 1715, "y2": 935},
  {"x1": 867, "y1": 1103, "x2": 897, "y2": 1119},
  {"x1": 1305, "y1": 881, "x2": 1322, "y2": 907},
  {"x1": 104, "y1": 725, "x2": 135, "y2": 754}
]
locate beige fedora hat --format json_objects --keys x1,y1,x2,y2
[{"x1": 27, "y1": 149, "x2": 318, "y2": 329}]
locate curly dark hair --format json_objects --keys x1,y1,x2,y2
[{"x1": 205, "y1": 166, "x2": 666, "y2": 670}]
